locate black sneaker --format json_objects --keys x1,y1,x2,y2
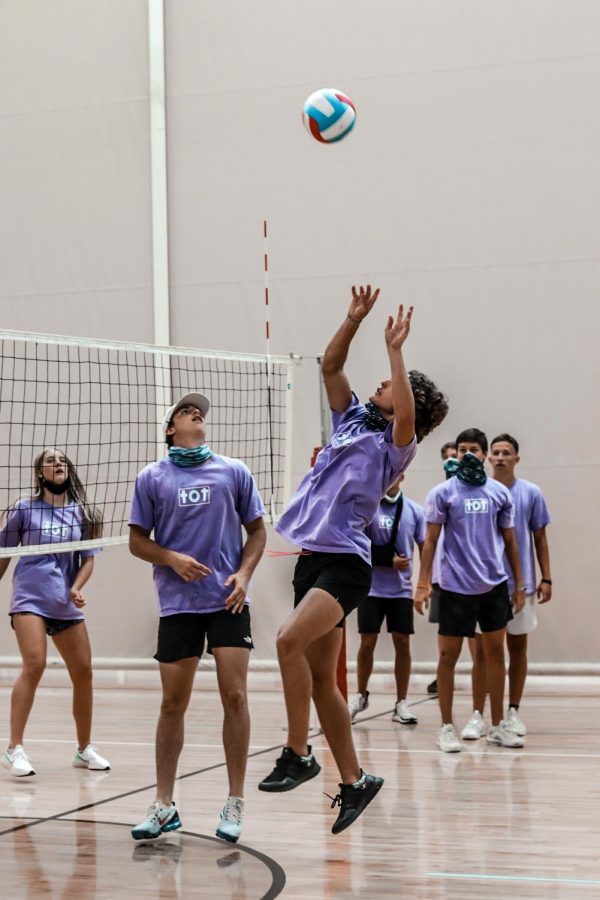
[
  {"x1": 329, "y1": 772, "x2": 384, "y2": 834},
  {"x1": 258, "y1": 746, "x2": 321, "y2": 792},
  {"x1": 427, "y1": 678, "x2": 438, "y2": 695}
]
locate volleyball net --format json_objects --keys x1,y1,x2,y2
[{"x1": 0, "y1": 329, "x2": 293, "y2": 556}]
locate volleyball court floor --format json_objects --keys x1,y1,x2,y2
[{"x1": 0, "y1": 675, "x2": 598, "y2": 899}]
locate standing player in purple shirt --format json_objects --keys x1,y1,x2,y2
[
  {"x1": 414, "y1": 428, "x2": 527, "y2": 753},
  {"x1": 259, "y1": 286, "x2": 448, "y2": 833},
  {"x1": 128, "y1": 392, "x2": 266, "y2": 845},
  {"x1": 0, "y1": 448, "x2": 108, "y2": 778},
  {"x1": 348, "y1": 474, "x2": 425, "y2": 725},
  {"x1": 489, "y1": 433, "x2": 552, "y2": 736}
]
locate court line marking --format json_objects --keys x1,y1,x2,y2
[
  {"x1": 0, "y1": 728, "x2": 323, "y2": 839},
  {"x1": 427, "y1": 872, "x2": 600, "y2": 886},
  {"x1": 88, "y1": 819, "x2": 286, "y2": 900},
  {"x1": 349, "y1": 747, "x2": 600, "y2": 760}
]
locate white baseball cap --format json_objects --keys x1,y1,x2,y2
[{"x1": 162, "y1": 392, "x2": 210, "y2": 439}]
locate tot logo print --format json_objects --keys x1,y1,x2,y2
[
  {"x1": 379, "y1": 515, "x2": 394, "y2": 528},
  {"x1": 178, "y1": 485, "x2": 211, "y2": 507},
  {"x1": 464, "y1": 498, "x2": 489, "y2": 514},
  {"x1": 42, "y1": 519, "x2": 69, "y2": 538}
]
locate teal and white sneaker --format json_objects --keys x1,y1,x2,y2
[
  {"x1": 73, "y1": 744, "x2": 111, "y2": 770},
  {"x1": 216, "y1": 796, "x2": 244, "y2": 843},
  {"x1": 131, "y1": 801, "x2": 182, "y2": 841},
  {"x1": 2, "y1": 745, "x2": 35, "y2": 778}
]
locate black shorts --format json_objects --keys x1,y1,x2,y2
[
  {"x1": 358, "y1": 596, "x2": 414, "y2": 635},
  {"x1": 293, "y1": 551, "x2": 372, "y2": 627},
  {"x1": 428, "y1": 584, "x2": 441, "y2": 624},
  {"x1": 154, "y1": 607, "x2": 254, "y2": 663},
  {"x1": 438, "y1": 581, "x2": 513, "y2": 638},
  {"x1": 10, "y1": 612, "x2": 84, "y2": 637}
]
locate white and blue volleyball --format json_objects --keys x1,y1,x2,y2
[{"x1": 302, "y1": 88, "x2": 356, "y2": 144}]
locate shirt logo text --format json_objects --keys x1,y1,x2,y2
[
  {"x1": 464, "y1": 498, "x2": 489, "y2": 514},
  {"x1": 42, "y1": 519, "x2": 69, "y2": 538},
  {"x1": 178, "y1": 486, "x2": 211, "y2": 507}
]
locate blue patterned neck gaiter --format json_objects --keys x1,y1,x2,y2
[
  {"x1": 363, "y1": 401, "x2": 390, "y2": 433},
  {"x1": 168, "y1": 444, "x2": 213, "y2": 468},
  {"x1": 456, "y1": 452, "x2": 487, "y2": 486}
]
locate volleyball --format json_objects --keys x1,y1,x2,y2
[{"x1": 302, "y1": 88, "x2": 356, "y2": 144}]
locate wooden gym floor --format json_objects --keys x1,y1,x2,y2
[{"x1": 0, "y1": 675, "x2": 598, "y2": 899}]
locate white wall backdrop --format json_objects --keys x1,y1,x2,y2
[{"x1": 0, "y1": 1, "x2": 599, "y2": 664}]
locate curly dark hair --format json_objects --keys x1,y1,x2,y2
[{"x1": 408, "y1": 370, "x2": 449, "y2": 443}]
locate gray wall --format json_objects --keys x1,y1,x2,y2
[{"x1": 0, "y1": 1, "x2": 599, "y2": 663}]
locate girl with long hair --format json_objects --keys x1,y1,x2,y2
[{"x1": 0, "y1": 448, "x2": 110, "y2": 776}]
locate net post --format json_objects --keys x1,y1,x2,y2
[{"x1": 315, "y1": 357, "x2": 347, "y2": 700}]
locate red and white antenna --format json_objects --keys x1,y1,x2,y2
[{"x1": 263, "y1": 220, "x2": 276, "y2": 520}]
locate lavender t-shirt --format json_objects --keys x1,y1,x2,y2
[
  {"x1": 129, "y1": 454, "x2": 265, "y2": 616},
  {"x1": 501, "y1": 478, "x2": 551, "y2": 593},
  {"x1": 366, "y1": 496, "x2": 426, "y2": 598},
  {"x1": 0, "y1": 499, "x2": 100, "y2": 618},
  {"x1": 424, "y1": 477, "x2": 515, "y2": 595},
  {"x1": 276, "y1": 394, "x2": 417, "y2": 564}
]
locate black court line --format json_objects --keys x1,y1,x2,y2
[
  {"x1": 0, "y1": 734, "x2": 314, "y2": 839},
  {"x1": 0, "y1": 693, "x2": 436, "y2": 838},
  {"x1": 351, "y1": 693, "x2": 438, "y2": 726},
  {"x1": 64, "y1": 819, "x2": 286, "y2": 900}
]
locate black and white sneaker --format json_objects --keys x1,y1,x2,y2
[
  {"x1": 258, "y1": 746, "x2": 321, "y2": 792},
  {"x1": 427, "y1": 679, "x2": 438, "y2": 695},
  {"x1": 329, "y1": 771, "x2": 384, "y2": 834}
]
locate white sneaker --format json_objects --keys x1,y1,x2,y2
[
  {"x1": 461, "y1": 711, "x2": 486, "y2": 741},
  {"x1": 73, "y1": 744, "x2": 111, "y2": 770},
  {"x1": 348, "y1": 692, "x2": 369, "y2": 721},
  {"x1": 131, "y1": 801, "x2": 182, "y2": 841},
  {"x1": 2, "y1": 745, "x2": 35, "y2": 778},
  {"x1": 392, "y1": 700, "x2": 418, "y2": 725},
  {"x1": 437, "y1": 724, "x2": 462, "y2": 753},
  {"x1": 486, "y1": 721, "x2": 524, "y2": 748},
  {"x1": 505, "y1": 707, "x2": 527, "y2": 737},
  {"x1": 216, "y1": 796, "x2": 244, "y2": 843}
]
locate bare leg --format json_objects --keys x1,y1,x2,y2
[
  {"x1": 481, "y1": 629, "x2": 507, "y2": 726},
  {"x1": 52, "y1": 622, "x2": 93, "y2": 749},
  {"x1": 356, "y1": 633, "x2": 378, "y2": 695},
  {"x1": 471, "y1": 633, "x2": 487, "y2": 716},
  {"x1": 507, "y1": 632, "x2": 528, "y2": 707},
  {"x1": 10, "y1": 616, "x2": 47, "y2": 747},
  {"x1": 305, "y1": 630, "x2": 361, "y2": 784},
  {"x1": 276, "y1": 588, "x2": 347, "y2": 757},
  {"x1": 155, "y1": 657, "x2": 198, "y2": 806},
  {"x1": 391, "y1": 632, "x2": 411, "y2": 701},
  {"x1": 213, "y1": 647, "x2": 250, "y2": 798},
  {"x1": 437, "y1": 636, "x2": 463, "y2": 725}
]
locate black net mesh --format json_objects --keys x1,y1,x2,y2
[{"x1": 0, "y1": 332, "x2": 291, "y2": 554}]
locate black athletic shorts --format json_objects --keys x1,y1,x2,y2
[
  {"x1": 293, "y1": 551, "x2": 372, "y2": 627},
  {"x1": 438, "y1": 581, "x2": 513, "y2": 638},
  {"x1": 358, "y1": 596, "x2": 414, "y2": 635},
  {"x1": 10, "y1": 612, "x2": 84, "y2": 637},
  {"x1": 154, "y1": 607, "x2": 254, "y2": 663}
]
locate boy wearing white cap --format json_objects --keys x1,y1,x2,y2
[{"x1": 128, "y1": 393, "x2": 266, "y2": 844}]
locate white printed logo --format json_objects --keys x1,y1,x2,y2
[
  {"x1": 332, "y1": 431, "x2": 354, "y2": 448},
  {"x1": 464, "y1": 498, "x2": 489, "y2": 514},
  {"x1": 42, "y1": 519, "x2": 69, "y2": 539},
  {"x1": 243, "y1": 636, "x2": 252, "y2": 644},
  {"x1": 178, "y1": 485, "x2": 211, "y2": 507},
  {"x1": 379, "y1": 515, "x2": 394, "y2": 528}
]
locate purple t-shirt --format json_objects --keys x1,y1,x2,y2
[
  {"x1": 424, "y1": 477, "x2": 515, "y2": 595},
  {"x1": 0, "y1": 498, "x2": 100, "y2": 619},
  {"x1": 501, "y1": 478, "x2": 551, "y2": 593},
  {"x1": 276, "y1": 394, "x2": 417, "y2": 564},
  {"x1": 366, "y1": 495, "x2": 426, "y2": 598},
  {"x1": 129, "y1": 454, "x2": 265, "y2": 616}
]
